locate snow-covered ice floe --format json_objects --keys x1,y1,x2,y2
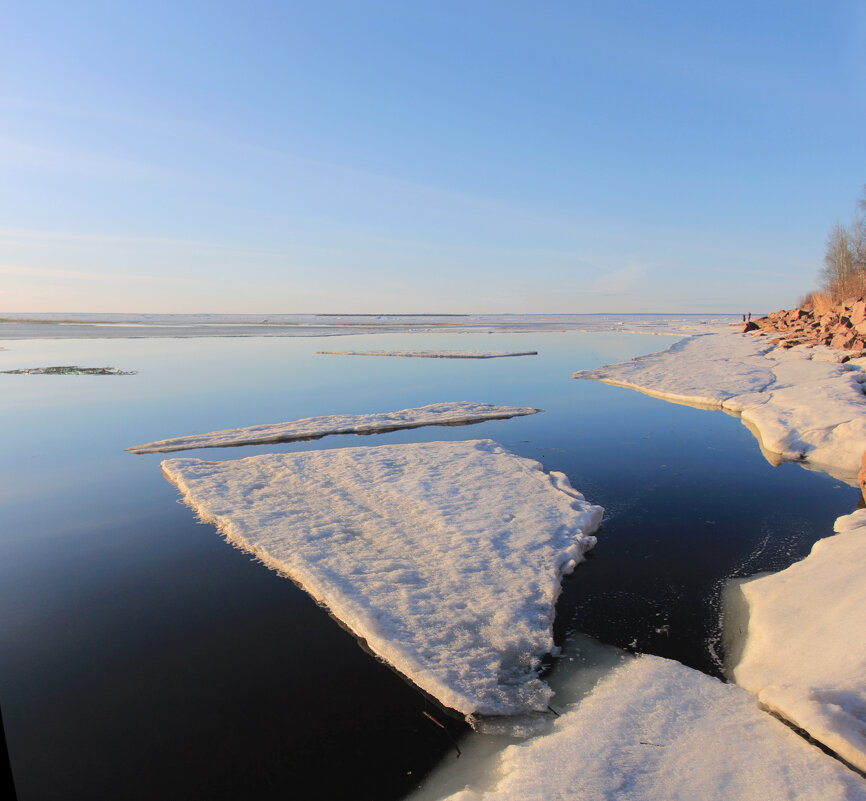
[
  {"x1": 724, "y1": 508, "x2": 866, "y2": 772},
  {"x1": 161, "y1": 439, "x2": 602, "y2": 722},
  {"x1": 1, "y1": 365, "x2": 136, "y2": 375},
  {"x1": 573, "y1": 332, "x2": 866, "y2": 481},
  {"x1": 128, "y1": 401, "x2": 540, "y2": 454},
  {"x1": 315, "y1": 350, "x2": 537, "y2": 359},
  {"x1": 415, "y1": 653, "x2": 866, "y2": 801}
]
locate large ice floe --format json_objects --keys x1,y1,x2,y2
[
  {"x1": 128, "y1": 402, "x2": 540, "y2": 454},
  {"x1": 573, "y1": 332, "x2": 866, "y2": 481},
  {"x1": 416, "y1": 653, "x2": 866, "y2": 801},
  {"x1": 724, "y1": 508, "x2": 866, "y2": 772},
  {"x1": 315, "y1": 350, "x2": 537, "y2": 359},
  {"x1": 161, "y1": 439, "x2": 602, "y2": 720}
]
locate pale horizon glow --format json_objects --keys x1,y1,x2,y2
[{"x1": 1, "y1": 1, "x2": 864, "y2": 314}]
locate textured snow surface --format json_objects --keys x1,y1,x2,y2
[
  {"x1": 161, "y1": 439, "x2": 602, "y2": 718},
  {"x1": 728, "y1": 509, "x2": 866, "y2": 772},
  {"x1": 128, "y1": 402, "x2": 540, "y2": 454},
  {"x1": 573, "y1": 332, "x2": 866, "y2": 479},
  {"x1": 316, "y1": 350, "x2": 537, "y2": 358},
  {"x1": 431, "y1": 655, "x2": 866, "y2": 801}
]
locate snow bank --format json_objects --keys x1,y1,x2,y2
[
  {"x1": 418, "y1": 654, "x2": 866, "y2": 801},
  {"x1": 128, "y1": 401, "x2": 540, "y2": 454},
  {"x1": 725, "y1": 509, "x2": 866, "y2": 772},
  {"x1": 315, "y1": 350, "x2": 538, "y2": 358},
  {"x1": 161, "y1": 439, "x2": 602, "y2": 720},
  {"x1": 573, "y1": 332, "x2": 866, "y2": 480}
]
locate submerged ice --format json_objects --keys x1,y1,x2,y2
[
  {"x1": 128, "y1": 401, "x2": 540, "y2": 454},
  {"x1": 161, "y1": 439, "x2": 602, "y2": 719}
]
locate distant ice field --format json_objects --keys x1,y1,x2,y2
[{"x1": 0, "y1": 311, "x2": 738, "y2": 339}]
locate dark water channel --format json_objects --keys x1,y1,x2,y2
[{"x1": 0, "y1": 332, "x2": 857, "y2": 800}]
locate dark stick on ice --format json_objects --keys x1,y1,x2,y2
[{"x1": 421, "y1": 711, "x2": 462, "y2": 758}]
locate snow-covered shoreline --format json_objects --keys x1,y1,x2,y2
[
  {"x1": 573, "y1": 332, "x2": 866, "y2": 482},
  {"x1": 570, "y1": 328, "x2": 866, "y2": 778},
  {"x1": 723, "y1": 508, "x2": 866, "y2": 773}
]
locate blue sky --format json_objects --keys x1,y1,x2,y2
[{"x1": 1, "y1": 0, "x2": 864, "y2": 313}]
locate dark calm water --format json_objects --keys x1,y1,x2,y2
[{"x1": 0, "y1": 332, "x2": 858, "y2": 801}]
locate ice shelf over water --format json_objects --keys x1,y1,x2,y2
[
  {"x1": 128, "y1": 402, "x2": 540, "y2": 454},
  {"x1": 315, "y1": 350, "x2": 538, "y2": 358},
  {"x1": 725, "y1": 508, "x2": 866, "y2": 772},
  {"x1": 573, "y1": 332, "x2": 866, "y2": 480},
  {"x1": 161, "y1": 439, "x2": 603, "y2": 719},
  {"x1": 424, "y1": 655, "x2": 866, "y2": 801}
]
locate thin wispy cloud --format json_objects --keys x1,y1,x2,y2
[
  {"x1": 588, "y1": 263, "x2": 649, "y2": 296},
  {"x1": 0, "y1": 227, "x2": 274, "y2": 253},
  {"x1": 0, "y1": 136, "x2": 173, "y2": 181},
  {"x1": 0, "y1": 263, "x2": 193, "y2": 285}
]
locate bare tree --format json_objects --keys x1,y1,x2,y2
[
  {"x1": 822, "y1": 222, "x2": 854, "y2": 296},
  {"x1": 821, "y1": 184, "x2": 866, "y2": 301},
  {"x1": 855, "y1": 184, "x2": 866, "y2": 272}
]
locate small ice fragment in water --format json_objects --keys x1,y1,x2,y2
[
  {"x1": 1, "y1": 365, "x2": 136, "y2": 375},
  {"x1": 315, "y1": 350, "x2": 538, "y2": 359}
]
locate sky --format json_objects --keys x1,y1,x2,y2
[{"x1": 1, "y1": 0, "x2": 865, "y2": 314}]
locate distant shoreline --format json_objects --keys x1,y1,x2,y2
[{"x1": 0, "y1": 312, "x2": 739, "y2": 340}]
